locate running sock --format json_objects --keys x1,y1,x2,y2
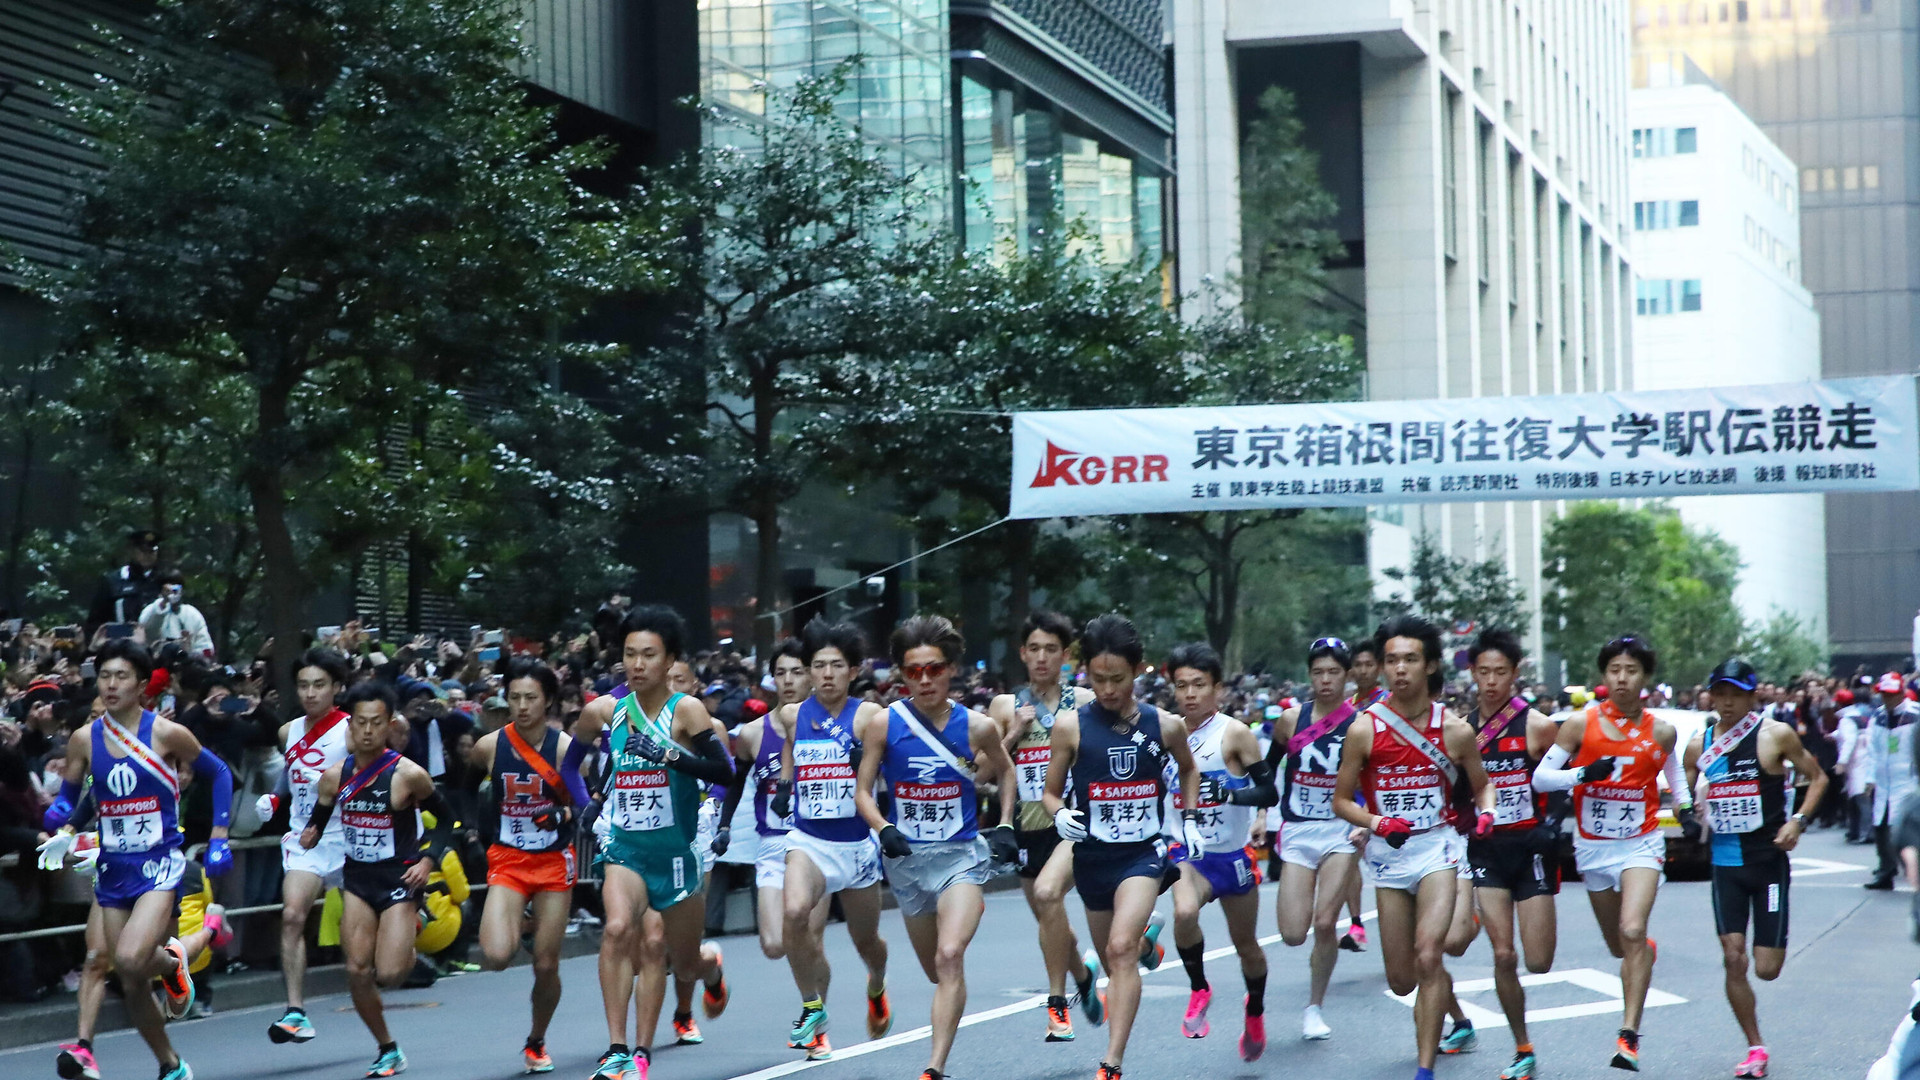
[
  {"x1": 1350, "y1": 916, "x2": 1362, "y2": 927},
  {"x1": 1178, "y1": 941, "x2": 1208, "y2": 992},
  {"x1": 802, "y1": 996, "x2": 824, "y2": 1011},
  {"x1": 379, "y1": 1043, "x2": 397, "y2": 1054},
  {"x1": 608, "y1": 1043, "x2": 630, "y2": 1057},
  {"x1": 1516, "y1": 1042, "x2": 1533, "y2": 1055},
  {"x1": 673, "y1": 1010, "x2": 692, "y2": 1023},
  {"x1": 869, "y1": 981, "x2": 887, "y2": 1000},
  {"x1": 1244, "y1": 973, "x2": 1267, "y2": 1016},
  {"x1": 77, "y1": 1040, "x2": 92, "y2": 1051},
  {"x1": 1449, "y1": 1016, "x2": 1473, "y2": 1034},
  {"x1": 526, "y1": 1038, "x2": 544, "y2": 1050},
  {"x1": 634, "y1": 1046, "x2": 651, "y2": 1062},
  {"x1": 1414, "y1": 1069, "x2": 1435, "y2": 1080}
]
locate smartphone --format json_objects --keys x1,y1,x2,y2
[
  {"x1": 316, "y1": 625, "x2": 342, "y2": 640},
  {"x1": 80, "y1": 660, "x2": 96, "y2": 679},
  {"x1": 101, "y1": 623, "x2": 136, "y2": 640},
  {"x1": 470, "y1": 625, "x2": 483, "y2": 639},
  {"x1": 52, "y1": 625, "x2": 81, "y2": 644},
  {"x1": 482, "y1": 629, "x2": 503, "y2": 645},
  {"x1": 220, "y1": 696, "x2": 250, "y2": 714},
  {"x1": 477, "y1": 646, "x2": 501, "y2": 663}
]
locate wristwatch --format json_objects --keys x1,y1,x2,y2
[{"x1": 1791, "y1": 812, "x2": 1808, "y2": 825}]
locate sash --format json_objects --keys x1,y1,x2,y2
[
  {"x1": 1288, "y1": 699, "x2": 1355, "y2": 757},
  {"x1": 503, "y1": 722, "x2": 569, "y2": 806},
  {"x1": 811, "y1": 697, "x2": 861, "y2": 755},
  {"x1": 1696, "y1": 710, "x2": 1765, "y2": 775},
  {"x1": 338, "y1": 749, "x2": 401, "y2": 805},
  {"x1": 286, "y1": 709, "x2": 348, "y2": 767},
  {"x1": 100, "y1": 713, "x2": 178, "y2": 799},
  {"x1": 1368, "y1": 702, "x2": 1459, "y2": 785},
  {"x1": 1475, "y1": 696, "x2": 1530, "y2": 756},
  {"x1": 1015, "y1": 685, "x2": 1077, "y2": 729},
  {"x1": 892, "y1": 700, "x2": 977, "y2": 781}
]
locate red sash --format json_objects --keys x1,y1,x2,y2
[
  {"x1": 286, "y1": 709, "x2": 348, "y2": 768},
  {"x1": 503, "y1": 722, "x2": 570, "y2": 806}
]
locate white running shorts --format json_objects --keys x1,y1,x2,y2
[{"x1": 1575, "y1": 831, "x2": 1666, "y2": 892}]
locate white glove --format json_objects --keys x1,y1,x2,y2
[
  {"x1": 71, "y1": 840, "x2": 99, "y2": 878},
  {"x1": 1181, "y1": 812, "x2": 1209, "y2": 859},
  {"x1": 592, "y1": 809, "x2": 613, "y2": 843},
  {"x1": 1053, "y1": 806, "x2": 1087, "y2": 842},
  {"x1": 255, "y1": 793, "x2": 280, "y2": 822},
  {"x1": 36, "y1": 830, "x2": 76, "y2": 871}
]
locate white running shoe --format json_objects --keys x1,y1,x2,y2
[{"x1": 1302, "y1": 1005, "x2": 1332, "y2": 1041}]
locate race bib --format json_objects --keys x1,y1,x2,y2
[
  {"x1": 1287, "y1": 771, "x2": 1336, "y2": 820},
  {"x1": 343, "y1": 810, "x2": 396, "y2": 862},
  {"x1": 1490, "y1": 770, "x2": 1537, "y2": 826},
  {"x1": 1706, "y1": 779, "x2": 1763, "y2": 834},
  {"x1": 290, "y1": 766, "x2": 322, "y2": 824},
  {"x1": 760, "y1": 773, "x2": 795, "y2": 832},
  {"x1": 1373, "y1": 774, "x2": 1446, "y2": 831},
  {"x1": 1015, "y1": 745, "x2": 1050, "y2": 802},
  {"x1": 895, "y1": 780, "x2": 963, "y2": 842},
  {"x1": 1580, "y1": 785, "x2": 1648, "y2": 839},
  {"x1": 1088, "y1": 779, "x2": 1160, "y2": 843},
  {"x1": 99, "y1": 795, "x2": 162, "y2": 854},
  {"x1": 499, "y1": 802, "x2": 558, "y2": 850},
  {"x1": 794, "y1": 739, "x2": 857, "y2": 821},
  {"x1": 612, "y1": 767, "x2": 675, "y2": 832}
]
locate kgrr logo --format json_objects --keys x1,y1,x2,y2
[{"x1": 1028, "y1": 441, "x2": 1169, "y2": 488}]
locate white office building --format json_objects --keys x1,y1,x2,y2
[
  {"x1": 1629, "y1": 54, "x2": 1826, "y2": 634},
  {"x1": 1172, "y1": 1, "x2": 1636, "y2": 660}
]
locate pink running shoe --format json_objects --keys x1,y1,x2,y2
[
  {"x1": 1238, "y1": 1000, "x2": 1266, "y2": 1062},
  {"x1": 57, "y1": 1042, "x2": 100, "y2": 1080},
  {"x1": 1182, "y1": 987, "x2": 1211, "y2": 1038},
  {"x1": 1734, "y1": 1046, "x2": 1768, "y2": 1078},
  {"x1": 1340, "y1": 921, "x2": 1367, "y2": 952},
  {"x1": 205, "y1": 903, "x2": 233, "y2": 949}
]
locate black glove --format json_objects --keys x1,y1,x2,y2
[
  {"x1": 531, "y1": 806, "x2": 568, "y2": 832},
  {"x1": 877, "y1": 824, "x2": 913, "y2": 859},
  {"x1": 1678, "y1": 806, "x2": 1702, "y2": 844},
  {"x1": 770, "y1": 780, "x2": 793, "y2": 820},
  {"x1": 710, "y1": 826, "x2": 731, "y2": 858},
  {"x1": 1576, "y1": 756, "x2": 1616, "y2": 784},
  {"x1": 1196, "y1": 776, "x2": 1226, "y2": 805},
  {"x1": 578, "y1": 795, "x2": 602, "y2": 835},
  {"x1": 1526, "y1": 815, "x2": 1562, "y2": 855},
  {"x1": 987, "y1": 824, "x2": 1018, "y2": 864},
  {"x1": 629, "y1": 731, "x2": 671, "y2": 763}
]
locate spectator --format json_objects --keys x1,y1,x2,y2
[
  {"x1": 137, "y1": 570, "x2": 215, "y2": 659},
  {"x1": 86, "y1": 529, "x2": 164, "y2": 636}
]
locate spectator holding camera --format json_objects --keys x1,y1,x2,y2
[{"x1": 138, "y1": 571, "x2": 213, "y2": 660}]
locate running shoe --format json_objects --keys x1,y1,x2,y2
[
  {"x1": 1340, "y1": 921, "x2": 1367, "y2": 952},
  {"x1": 919, "y1": 1070, "x2": 943, "y2": 1080},
  {"x1": 630, "y1": 1051, "x2": 650, "y2": 1080},
  {"x1": 1075, "y1": 949, "x2": 1105, "y2": 1026},
  {"x1": 1238, "y1": 1000, "x2": 1266, "y2": 1062},
  {"x1": 269, "y1": 1007, "x2": 316, "y2": 1043},
  {"x1": 158, "y1": 937, "x2": 194, "y2": 1020},
  {"x1": 1139, "y1": 910, "x2": 1166, "y2": 970},
  {"x1": 1501, "y1": 1050, "x2": 1538, "y2": 1079},
  {"x1": 366, "y1": 1046, "x2": 407, "y2": 1078},
  {"x1": 789, "y1": 1003, "x2": 829, "y2": 1050},
  {"x1": 1439, "y1": 1019, "x2": 1477, "y2": 1054},
  {"x1": 1045, "y1": 996, "x2": 1075, "y2": 1042},
  {"x1": 590, "y1": 1049, "x2": 632, "y2": 1080},
  {"x1": 56, "y1": 1043, "x2": 100, "y2": 1080},
  {"x1": 868, "y1": 983, "x2": 893, "y2": 1039},
  {"x1": 159, "y1": 1059, "x2": 192, "y2": 1080},
  {"x1": 1182, "y1": 987, "x2": 1212, "y2": 1038},
  {"x1": 1610, "y1": 1028, "x2": 1640, "y2": 1072},
  {"x1": 1302, "y1": 1004, "x2": 1331, "y2": 1041},
  {"x1": 204, "y1": 903, "x2": 233, "y2": 949},
  {"x1": 1734, "y1": 1046, "x2": 1769, "y2": 1078},
  {"x1": 803, "y1": 1034, "x2": 833, "y2": 1061},
  {"x1": 1095, "y1": 1061, "x2": 1122, "y2": 1080},
  {"x1": 522, "y1": 1039, "x2": 554, "y2": 1074},
  {"x1": 672, "y1": 1014, "x2": 703, "y2": 1045},
  {"x1": 700, "y1": 943, "x2": 729, "y2": 1018}
]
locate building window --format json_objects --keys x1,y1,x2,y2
[
  {"x1": 1678, "y1": 199, "x2": 1699, "y2": 226},
  {"x1": 1636, "y1": 278, "x2": 1704, "y2": 315},
  {"x1": 1477, "y1": 120, "x2": 1493, "y2": 284},
  {"x1": 1632, "y1": 200, "x2": 1700, "y2": 230},
  {"x1": 1737, "y1": 0, "x2": 1749, "y2": 19},
  {"x1": 1675, "y1": 127, "x2": 1697, "y2": 153},
  {"x1": 1802, "y1": 168, "x2": 1818, "y2": 192},
  {"x1": 1442, "y1": 87, "x2": 1461, "y2": 262},
  {"x1": 1681, "y1": 280, "x2": 1703, "y2": 311},
  {"x1": 1864, "y1": 164, "x2": 1880, "y2": 189}
]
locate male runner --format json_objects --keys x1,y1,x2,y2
[
  {"x1": 1339, "y1": 638, "x2": 1386, "y2": 952},
  {"x1": 302, "y1": 681, "x2": 450, "y2": 1079},
  {"x1": 257, "y1": 648, "x2": 351, "y2": 1045},
  {"x1": 1684, "y1": 658, "x2": 1828, "y2": 1079},
  {"x1": 1532, "y1": 635, "x2": 1695, "y2": 1072},
  {"x1": 1332, "y1": 616, "x2": 1494, "y2": 1080},
  {"x1": 468, "y1": 657, "x2": 593, "y2": 1073},
  {"x1": 1042, "y1": 614, "x2": 1203, "y2": 1080},
  {"x1": 988, "y1": 611, "x2": 1102, "y2": 1041},
  {"x1": 714, "y1": 638, "x2": 807, "y2": 964},
  {"x1": 1164, "y1": 642, "x2": 1274, "y2": 1060},
  {"x1": 1266, "y1": 636, "x2": 1361, "y2": 1041},
  {"x1": 46, "y1": 638, "x2": 233, "y2": 1080},
  {"x1": 856, "y1": 615, "x2": 1019, "y2": 1080},
  {"x1": 581, "y1": 605, "x2": 734, "y2": 1080},
  {"x1": 1456, "y1": 629, "x2": 1561, "y2": 1079},
  {"x1": 777, "y1": 619, "x2": 893, "y2": 1060}
]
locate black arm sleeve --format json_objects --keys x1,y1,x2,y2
[
  {"x1": 1263, "y1": 735, "x2": 1288, "y2": 771},
  {"x1": 415, "y1": 787, "x2": 456, "y2": 856},
  {"x1": 717, "y1": 754, "x2": 754, "y2": 829},
  {"x1": 1226, "y1": 759, "x2": 1280, "y2": 807},
  {"x1": 306, "y1": 798, "x2": 336, "y2": 835},
  {"x1": 667, "y1": 729, "x2": 738, "y2": 785}
]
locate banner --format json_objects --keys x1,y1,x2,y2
[{"x1": 1008, "y1": 376, "x2": 1918, "y2": 519}]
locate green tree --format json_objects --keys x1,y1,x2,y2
[
  {"x1": 1237, "y1": 86, "x2": 1349, "y2": 334},
  {"x1": 1741, "y1": 608, "x2": 1830, "y2": 683},
  {"x1": 1376, "y1": 532, "x2": 1530, "y2": 637}
]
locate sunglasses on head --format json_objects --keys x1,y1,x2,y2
[
  {"x1": 902, "y1": 661, "x2": 951, "y2": 682},
  {"x1": 1311, "y1": 637, "x2": 1347, "y2": 652}
]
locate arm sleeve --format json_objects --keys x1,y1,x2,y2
[
  {"x1": 193, "y1": 747, "x2": 234, "y2": 828},
  {"x1": 1532, "y1": 744, "x2": 1579, "y2": 792},
  {"x1": 669, "y1": 728, "x2": 737, "y2": 785},
  {"x1": 717, "y1": 755, "x2": 754, "y2": 829},
  {"x1": 1226, "y1": 759, "x2": 1279, "y2": 807},
  {"x1": 1262, "y1": 736, "x2": 1288, "y2": 772},
  {"x1": 560, "y1": 736, "x2": 592, "y2": 808},
  {"x1": 42, "y1": 776, "x2": 83, "y2": 830},
  {"x1": 1662, "y1": 751, "x2": 1692, "y2": 810}
]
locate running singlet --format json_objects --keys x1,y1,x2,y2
[
  {"x1": 285, "y1": 709, "x2": 349, "y2": 836},
  {"x1": 1475, "y1": 698, "x2": 1546, "y2": 832},
  {"x1": 1186, "y1": 713, "x2": 1252, "y2": 850},
  {"x1": 339, "y1": 752, "x2": 418, "y2": 867},
  {"x1": 1363, "y1": 702, "x2": 1452, "y2": 833},
  {"x1": 1278, "y1": 700, "x2": 1355, "y2": 823},
  {"x1": 792, "y1": 696, "x2": 869, "y2": 842},
  {"x1": 491, "y1": 726, "x2": 572, "y2": 852},
  {"x1": 608, "y1": 693, "x2": 702, "y2": 844},
  {"x1": 1012, "y1": 685, "x2": 1084, "y2": 831},
  {"x1": 1571, "y1": 702, "x2": 1667, "y2": 841},
  {"x1": 1701, "y1": 715, "x2": 1789, "y2": 866},
  {"x1": 752, "y1": 718, "x2": 794, "y2": 837},
  {"x1": 1073, "y1": 701, "x2": 1170, "y2": 848},
  {"x1": 1351, "y1": 686, "x2": 1387, "y2": 710},
  {"x1": 92, "y1": 712, "x2": 181, "y2": 857},
  {"x1": 881, "y1": 701, "x2": 979, "y2": 844}
]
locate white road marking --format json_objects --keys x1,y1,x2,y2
[
  {"x1": 1385, "y1": 966, "x2": 1687, "y2": 1025},
  {"x1": 1790, "y1": 856, "x2": 1870, "y2": 877}
]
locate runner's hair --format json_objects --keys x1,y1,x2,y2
[
  {"x1": 618, "y1": 604, "x2": 686, "y2": 659},
  {"x1": 1373, "y1": 614, "x2": 1445, "y2": 695},
  {"x1": 1307, "y1": 637, "x2": 1352, "y2": 669},
  {"x1": 1165, "y1": 641, "x2": 1224, "y2": 683},
  {"x1": 342, "y1": 679, "x2": 399, "y2": 717},
  {"x1": 95, "y1": 637, "x2": 154, "y2": 681},
  {"x1": 890, "y1": 614, "x2": 964, "y2": 665},
  {"x1": 1081, "y1": 613, "x2": 1144, "y2": 667},
  {"x1": 801, "y1": 617, "x2": 868, "y2": 668},
  {"x1": 1348, "y1": 637, "x2": 1380, "y2": 664},
  {"x1": 293, "y1": 646, "x2": 350, "y2": 687},
  {"x1": 504, "y1": 655, "x2": 560, "y2": 707},
  {"x1": 771, "y1": 636, "x2": 807, "y2": 668},
  {"x1": 1597, "y1": 634, "x2": 1658, "y2": 676},
  {"x1": 1469, "y1": 628, "x2": 1524, "y2": 669},
  {"x1": 1021, "y1": 610, "x2": 1077, "y2": 650}
]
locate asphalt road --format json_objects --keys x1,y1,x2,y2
[{"x1": 6, "y1": 828, "x2": 1911, "y2": 1080}]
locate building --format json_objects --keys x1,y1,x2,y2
[
  {"x1": 1630, "y1": 0, "x2": 1920, "y2": 670},
  {"x1": 1629, "y1": 54, "x2": 1826, "y2": 633},
  {"x1": 1173, "y1": 0, "x2": 1637, "y2": 666}
]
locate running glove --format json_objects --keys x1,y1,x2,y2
[
  {"x1": 629, "y1": 731, "x2": 672, "y2": 763},
  {"x1": 532, "y1": 806, "x2": 568, "y2": 831},
  {"x1": 1372, "y1": 816, "x2": 1414, "y2": 849},
  {"x1": 1053, "y1": 806, "x2": 1089, "y2": 842},
  {"x1": 877, "y1": 824, "x2": 913, "y2": 859},
  {"x1": 987, "y1": 824, "x2": 1018, "y2": 864},
  {"x1": 1180, "y1": 810, "x2": 1209, "y2": 859},
  {"x1": 1677, "y1": 806, "x2": 1702, "y2": 843},
  {"x1": 35, "y1": 829, "x2": 76, "y2": 871},
  {"x1": 254, "y1": 793, "x2": 281, "y2": 823},
  {"x1": 1576, "y1": 756, "x2": 1616, "y2": 784},
  {"x1": 710, "y1": 827, "x2": 731, "y2": 857},
  {"x1": 206, "y1": 837, "x2": 232, "y2": 877},
  {"x1": 1471, "y1": 811, "x2": 1496, "y2": 839},
  {"x1": 770, "y1": 780, "x2": 793, "y2": 820}
]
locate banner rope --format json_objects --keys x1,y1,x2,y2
[{"x1": 754, "y1": 516, "x2": 1011, "y2": 621}]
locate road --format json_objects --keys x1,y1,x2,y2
[{"x1": 5, "y1": 829, "x2": 1911, "y2": 1080}]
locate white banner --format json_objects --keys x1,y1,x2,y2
[{"x1": 1008, "y1": 376, "x2": 1918, "y2": 519}]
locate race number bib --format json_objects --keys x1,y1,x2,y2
[
  {"x1": 499, "y1": 803, "x2": 558, "y2": 850},
  {"x1": 1579, "y1": 785, "x2": 1648, "y2": 840},
  {"x1": 612, "y1": 768, "x2": 675, "y2": 832},
  {"x1": 1373, "y1": 774, "x2": 1446, "y2": 831},
  {"x1": 794, "y1": 739, "x2": 857, "y2": 821},
  {"x1": 99, "y1": 795, "x2": 162, "y2": 854},
  {"x1": 1088, "y1": 780, "x2": 1160, "y2": 843},
  {"x1": 1490, "y1": 770, "x2": 1537, "y2": 826},
  {"x1": 290, "y1": 766, "x2": 322, "y2": 823},
  {"x1": 1706, "y1": 779, "x2": 1763, "y2": 834},
  {"x1": 1015, "y1": 745, "x2": 1050, "y2": 802},
  {"x1": 895, "y1": 780, "x2": 963, "y2": 842},
  {"x1": 1287, "y1": 771, "x2": 1336, "y2": 820},
  {"x1": 760, "y1": 773, "x2": 795, "y2": 832},
  {"x1": 343, "y1": 810, "x2": 396, "y2": 862}
]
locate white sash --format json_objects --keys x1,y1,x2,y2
[
  {"x1": 891, "y1": 700, "x2": 977, "y2": 781},
  {"x1": 100, "y1": 714, "x2": 178, "y2": 799},
  {"x1": 1367, "y1": 702, "x2": 1458, "y2": 785},
  {"x1": 1696, "y1": 710, "x2": 1765, "y2": 774}
]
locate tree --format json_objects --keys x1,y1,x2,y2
[
  {"x1": 1742, "y1": 608, "x2": 1830, "y2": 683},
  {"x1": 15, "y1": 0, "x2": 657, "y2": 676},
  {"x1": 1377, "y1": 531, "x2": 1530, "y2": 637},
  {"x1": 1238, "y1": 86, "x2": 1351, "y2": 336}
]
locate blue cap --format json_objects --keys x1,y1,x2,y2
[{"x1": 1707, "y1": 658, "x2": 1759, "y2": 692}]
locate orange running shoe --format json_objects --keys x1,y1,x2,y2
[
  {"x1": 672, "y1": 1014, "x2": 703, "y2": 1045},
  {"x1": 804, "y1": 1034, "x2": 833, "y2": 1062},
  {"x1": 700, "y1": 943, "x2": 728, "y2": 1019},
  {"x1": 1610, "y1": 1028, "x2": 1640, "y2": 1072},
  {"x1": 158, "y1": 938, "x2": 194, "y2": 1020},
  {"x1": 867, "y1": 984, "x2": 893, "y2": 1039},
  {"x1": 1095, "y1": 1061, "x2": 1122, "y2": 1080},
  {"x1": 522, "y1": 1038, "x2": 554, "y2": 1074},
  {"x1": 1045, "y1": 996, "x2": 1074, "y2": 1042}
]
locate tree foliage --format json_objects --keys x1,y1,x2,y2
[
  {"x1": 1376, "y1": 531, "x2": 1531, "y2": 639},
  {"x1": 1741, "y1": 608, "x2": 1829, "y2": 684}
]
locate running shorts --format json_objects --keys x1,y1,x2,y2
[
  {"x1": 1015, "y1": 826, "x2": 1066, "y2": 881},
  {"x1": 1574, "y1": 832, "x2": 1665, "y2": 893},
  {"x1": 1277, "y1": 818, "x2": 1355, "y2": 870},
  {"x1": 1468, "y1": 834, "x2": 1560, "y2": 901},
  {"x1": 1073, "y1": 840, "x2": 1169, "y2": 912},
  {"x1": 1710, "y1": 850, "x2": 1789, "y2": 948},
  {"x1": 599, "y1": 833, "x2": 701, "y2": 911},
  {"x1": 885, "y1": 837, "x2": 995, "y2": 917},
  {"x1": 343, "y1": 859, "x2": 419, "y2": 914},
  {"x1": 755, "y1": 831, "x2": 790, "y2": 890},
  {"x1": 487, "y1": 843, "x2": 577, "y2": 896},
  {"x1": 786, "y1": 829, "x2": 883, "y2": 895},
  {"x1": 282, "y1": 828, "x2": 346, "y2": 888},
  {"x1": 1361, "y1": 828, "x2": 1463, "y2": 894},
  {"x1": 1185, "y1": 848, "x2": 1258, "y2": 899},
  {"x1": 95, "y1": 848, "x2": 186, "y2": 910}
]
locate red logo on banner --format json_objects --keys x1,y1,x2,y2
[{"x1": 1029, "y1": 441, "x2": 1170, "y2": 488}]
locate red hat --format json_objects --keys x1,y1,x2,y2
[
  {"x1": 1878, "y1": 672, "x2": 1904, "y2": 694},
  {"x1": 742, "y1": 697, "x2": 770, "y2": 720},
  {"x1": 1593, "y1": 685, "x2": 1610, "y2": 700},
  {"x1": 1835, "y1": 689, "x2": 1856, "y2": 707}
]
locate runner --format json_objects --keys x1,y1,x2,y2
[
  {"x1": 1163, "y1": 642, "x2": 1274, "y2": 1060},
  {"x1": 45, "y1": 638, "x2": 232, "y2": 1080},
  {"x1": 987, "y1": 611, "x2": 1102, "y2": 1042},
  {"x1": 1042, "y1": 613, "x2": 1204, "y2": 1080},
  {"x1": 1331, "y1": 616, "x2": 1494, "y2": 1080},
  {"x1": 301, "y1": 680, "x2": 450, "y2": 1079},
  {"x1": 1340, "y1": 638, "x2": 1386, "y2": 953},
  {"x1": 854, "y1": 615, "x2": 1019, "y2": 1080},
  {"x1": 1458, "y1": 629, "x2": 1562, "y2": 1079},
  {"x1": 468, "y1": 657, "x2": 594, "y2": 1073},
  {"x1": 1683, "y1": 658, "x2": 1829, "y2": 1079},
  {"x1": 581, "y1": 605, "x2": 733, "y2": 1080},
  {"x1": 713, "y1": 637, "x2": 808, "y2": 967},
  {"x1": 777, "y1": 618, "x2": 893, "y2": 1061},
  {"x1": 257, "y1": 648, "x2": 351, "y2": 1045},
  {"x1": 1532, "y1": 635, "x2": 1696, "y2": 1072},
  {"x1": 1266, "y1": 636, "x2": 1362, "y2": 1041}
]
